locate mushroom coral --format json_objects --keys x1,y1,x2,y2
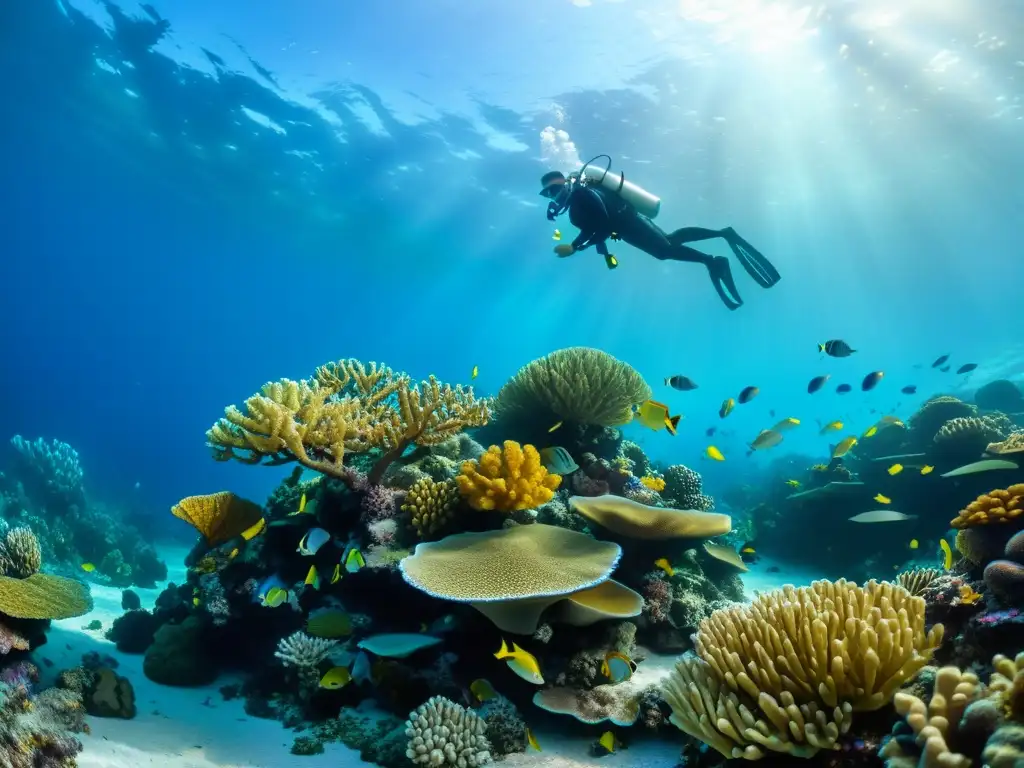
[
  {"x1": 398, "y1": 524, "x2": 621, "y2": 634},
  {"x1": 455, "y1": 441, "x2": 561, "y2": 512},
  {"x1": 207, "y1": 359, "x2": 491, "y2": 486},
  {"x1": 663, "y1": 579, "x2": 943, "y2": 760},
  {"x1": 569, "y1": 494, "x2": 731, "y2": 539},
  {"x1": 171, "y1": 491, "x2": 264, "y2": 546}
]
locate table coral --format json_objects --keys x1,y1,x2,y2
[
  {"x1": 663, "y1": 579, "x2": 943, "y2": 760},
  {"x1": 455, "y1": 441, "x2": 560, "y2": 512},
  {"x1": 0, "y1": 528, "x2": 41, "y2": 579},
  {"x1": 207, "y1": 359, "x2": 491, "y2": 486},
  {"x1": 569, "y1": 494, "x2": 731, "y2": 539},
  {"x1": 951, "y1": 485, "x2": 1024, "y2": 529},
  {"x1": 0, "y1": 573, "x2": 92, "y2": 620},
  {"x1": 170, "y1": 491, "x2": 264, "y2": 546},
  {"x1": 494, "y1": 346, "x2": 651, "y2": 427}
]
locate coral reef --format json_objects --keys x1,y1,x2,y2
[
  {"x1": 403, "y1": 478, "x2": 460, "y2": 538},
  {"x1": 142, "y1": 616, "x2": 216, "y2": 686},
  {"x1": 662, "y1": 464, "x2": 714, "y2": 511},
  {"x1": 0, "y1": 671, "x2": 87, "y2": 768},
  {"x1": 404, "y1": 695, "x2": 491, "y2": 767},
  {"x1": 909, "y1": 396, "x2": 978, "y2": 445},
  {"x1": 951, "y1": 485, "x2": 1024, "y2": 528},
  {"x1": 0, "y1": 573, "x2": 92, "y2": 620},
  {"x1": 0, "y1": 528, "x2": 40, "y2": 579},
  {"x1": 455, "y1": 441, "x2": 561, "y2": 512},
  {"x1": 171, "y1": 491, "x2": 264, "y2": 546},
  {"x1": 897, "y1": 568, "x2": 942, "y2": 596},
  {"x1": 8, "y1": 435, "x2": 84, "y2": 506},
  {"x1": 934, "y1": 416, "x2": 1010, "y2": 462},
  {"x1": 976, "y1": 380, "x2": 1024, "y2": 413}
]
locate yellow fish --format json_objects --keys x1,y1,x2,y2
[
  {"x1": 526, "y1": 727, "x2": 541, "y2": 752},
  {"x1": 552, "y1": 229, "x2": 562, "y2": 241},
  {"x1": 653, "y1": 558, "x2": 674, "y2": 578},
  {"x1": 719, "y1": 398, "x2": 735, "y2": 419},
  {"x1": 319, "y1": 666, "x2": 352, "y2": 690},
  {"x1": 470, "y1": 679, "x2": 497, "y2": 702},
  {"x1": 344, "y1": 547, "x2": 365, "y2": 573},
  {"x1": 261, "y1": 587, "x2": 288, "y2": 608},
  {"x1": 240, "y1": 517, "x2": 266, "y2": 541},
  {"x1": 772, "y1": 417, "x2": 801, "y2": 432},
  {"x1": 862, "y1": 426, "x2": 878, "y2": 438},
  {"x1": 229, "y1": 548, "x2": 239, "y2": 559},
  {"x1": 910, "y1": 539, "x2": 919, "y2": 550},
  {"x1": 331, "y1": 563, "x2": 342, "y2": 584},
  {"x1": 471, "y1": 365, "x2": 479, "y2": 379},
  {"x1": 888, "y1": 464, "x2": 904, "y2": 476},
  {"x1": 820, "y1": 421, "x2": 843, "y2": 434},
  {"x1": 959, "y1": 585, "x2": 982, "y2": 605},
  {"x1": 600, "y1": 651, "x2": 635, "y2": 684},
  {"x1": 599, "y1": 731, "x2": 617, "y2": 753},
  {"x1": 785, "y1": 479, "x2": 801, "y2": 488},
  {"x1": 81, "y1": 563, "x2": 96, "y2": 573},
  {"x1": 705, "y1": 445, "x2": 725, "y2": 461},
  {"x1": 940, "y1": 539, "x2": 953, "y2": 570},
  {"x1": 548, "y1": 421, "x2": 563, "y2": 433},
  {"x1": 831, "y1": 436, "x2": 858, "y2": 459},
  {"x1": 494, "y1": 639, "x2": 544, "y2": 685},
  {"x1": 192, "y1": 597, "x2": 201, "y2": 606},
  {"x1": 874, "y1": 493, "x2": 891, "y2": 504},
  {"x1": 304, "y1": 565, "x2": 320, "y2": 590},
  {"x1": 288, "y1": 493, "x2": 308, "y2": 516},
  {"x1": 635, "y1": 400, "x2": 682, "y2": 436},
  {"x1": 921, "y1": 465, "x2": 934, "y2": 475}
]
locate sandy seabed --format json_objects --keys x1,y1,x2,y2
[{"x1": 42, "y1": 544, "x2": 821, "y2": 768}]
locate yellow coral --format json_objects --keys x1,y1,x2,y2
[
  {"x1": 639, "y1": 475, "x2": 665, "y2": 492},
  {"x1": 402, "y1": 478, "x2": 460, "y2": 538},
  {"x1": 0, "y1": 573, "x2": 93, "y2": 620},
  {"x1": 171, "y1": 491, "x2": 264, "y2": 546},
  {"x1": 0, "y1": 528, "x2": 42, "y2": 578},
  {"x1": 950, "y1": 485, "x2": 1024, "y2": 529},
  {"x1": 455, "y1": 441, "x2": 561, "y2": 512},
  {"x1": 208, "y1": 359, "x2": 491, "y2": 485}
]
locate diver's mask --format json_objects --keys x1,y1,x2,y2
[{"x1": 543, "y1": 180, "x2": 573, "y2": 221}]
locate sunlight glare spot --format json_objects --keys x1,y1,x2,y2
[
  {"x1": 674, "y1": 0, "x2": 816, "y2": 54},
  {"x1": 240, "y1": 107, "x2": 286, "y2": 135}
]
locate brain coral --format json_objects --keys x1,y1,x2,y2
[
  {"x1": 909, "y1": 396, "x2": 977, "y2": 443},
  {"x1": 456, "y1": 441, "x2": 560, "y2": 512},
  {"x1": 398, "y1": 524, "x2": 621, "y2": 634},
  {"x1": 494, "y1": 347, "x2": 651, "y2": 427},
  {"x1": 405, "y1": 695, "x2": 491, "y2": 767}
]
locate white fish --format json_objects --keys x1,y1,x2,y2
[
  {"x1": 297, "y1": 527, "x2": 331, "y2": 556},
  {"x1": 940, "y1": 459, "x2": 1019, "y2": 478},
  {"x1": 848, "y1": 510, "x2": 918, "y2": 523},
  {"x1": 539, "y1": 446, "x2": 579, "y2": 475}
]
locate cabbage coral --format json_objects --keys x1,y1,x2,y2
[{"x1": 208, "y1": 359, "x2": 491, "y2": 485}]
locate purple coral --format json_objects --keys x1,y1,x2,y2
[
  {"x1": 642, "y1": 577, "x2": 671, "y2": 623},
  {"x1": 360, "y1": 484, "x2": 400, "y2": 522},
  {"x1": 0, "y1": 661, "x2": 38, "y2": 688}
]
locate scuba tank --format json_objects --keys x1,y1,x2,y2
[{"x1": 579, "y1": 154, "x2": 661, "y2": 219}]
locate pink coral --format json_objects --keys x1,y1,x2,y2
[
  {"x1": 360, "y1": 484, "x2": 400, "y2": 522},
  {"x1": 642, "y1": 577, "x2": 671, "y2": 623},
  {"x1": 0, "y1": 660, "x2": 38, "y2": 688},
  {"x1": 0, "y1": 621, "x2": 29, "y2": 655}
]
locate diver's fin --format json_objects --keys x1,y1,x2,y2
[
  {"x1": 709, "y1": 256, "x2": 743, "y2": 310},
  {"x1": 723, "y1": 227, "x2": 781, "y2": 289}
]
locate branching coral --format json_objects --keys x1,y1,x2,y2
[
  {"x1": 403, "y1": 478, "x2": 460, "y2": 538},
  {"x1": 950, "y1": 485, "x2": 1024, "y2": 529},
  {"x1": 405, "y1": 695, "x2": 491, "y2": 767},
  {"x1": 8, "y1": 435, "x2": 85, "y2": 503},
  {"x1": 0, "y1": 528, "x2": 41, "y2": 579},
  {"x1": 494, "y1": 347, "x2": 651, "y2": 427},
  {"x1": 207, "y1": 359, "x2": 491, "y2": 486},
  {"x1": 274, "y1": 631, "x2": 337, "y2": 669},
  {"x1": 170, "y1": 491, "x2": 263, "y2": 546},
  {"x1": 455, "y1": 441, "x2": 561, "y2": 512},
  {"x1": 663, "y1": 579, "x2": 943, "y2": 760}
]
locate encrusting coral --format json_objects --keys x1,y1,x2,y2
[
  {"x1": 663, "y1": 579, "x2": 943, "y2": 760},
  {"x1": 0, "y1": 528, "x2": 41, "y2": 579},
  {"x1": 950, "y1": 485, "x2": 1024, "y2": 529},
  {"x1": 399, "y1": 524, "x2": 621, "y2": 634},
  {"x1": 403, "y1": 478, "x2": 460, "y2": 538},
  {"x1": 170, "y1": 491, "x2": 263, "y2": 546},
  {"x1": 404, "y1": 695, "x2": 491, "y2": 767},
  {"x1": 493, "y1": 347, "x2": 651, "y2": 428},
  {"x1": 455, "y1": 441, "x2": 561, "y2": 512},
  {"x1": 207, "y1": 359, "x2": 491, "y2": 486}
]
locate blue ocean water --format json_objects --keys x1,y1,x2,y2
[{"x1": 3, "y1": 0, "x2": 1024, "y2": 534}]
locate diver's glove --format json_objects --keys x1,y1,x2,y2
[{"x1": 554, "y1": 244, "x2": 575, "y2": 257}]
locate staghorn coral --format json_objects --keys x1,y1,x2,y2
[
  {"x1": 274, "y1": 631, "x2": 337, "y2": 670},
  {"x1": 909, "y1": 396, "x2": 978, "y2": 443},
  {"x1": 663, "y1": 579, "x2": 943, "y2": 760},
  {"x1": 663, "y1": 464, "x2": 714, "y2": 511},
  {"x1": 897, "y1": 568, "x2": 943, "y2": 596},
  {"x1": 0, "y1": 573, "x2": 92, "y2": 620},
  {"x1": 0, "y1": 528, "x2": 41, "y2": 579},
  {"x1": 404, "y1": 695, "x2": 491, "y2": 767},
  {"x1": 403, "y1": 478, "x2": 460, "y2": 538},
  {"x1": 951, "y1": 484, "x2": 1024, "y2": 528},
  {"x1": 207, "y1": 359, "x2": 491, "y2": 486},
  {"x1": 494, "y1": 347, "x2": 651, "y2": 427},
  {"x1": 455, "y1": 441, "x2": 560, "y2": 512},
  {"x1": 398, "y1": 524, "x2": 621, "y2": 634},
  {"x1": 170, "y1": 491, "x2": 263, "y2": 546}
]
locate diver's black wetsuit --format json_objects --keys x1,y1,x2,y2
[{"x1": 564, "y1": 183, "x2": 780, "y2": 309}]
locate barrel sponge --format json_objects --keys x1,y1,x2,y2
[
  {"x1": 569, "y1": 494, "x2": 731, "y2": 539},
  {"x1": 398, "y1": 524, "x2": 621, "y2": 634},
  {"x1": 404, "y1": 695, "x2": 491, "y2": 767},
  {"x1": 455, "y1": 441, "x2": 561, "y2": 512},
  {"x1": 695, "y1": 580, "x2": 943, "y2": 713},
  {"x1": 494, "y1": 347, "x2": 651, "y2": 427},
  {"x1": 950, "y1": 485, "x2": 1024, "y2": 529},
  {"x1": 171, "y1": 491, "x2": 263, "y2": 545},
  {"x1": 0, "y1": 527, "x2": 42, "y2": 578},
  {"x1": 0, "y1": 573, "x2": 93, "y2": 619},
  {"x1": 403, "y1": 478, "x2": 460, "y2": 538}
]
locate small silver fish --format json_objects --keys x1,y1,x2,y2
[{"x1": 848, "y1": 510, "x2": 918, "y2": 523}]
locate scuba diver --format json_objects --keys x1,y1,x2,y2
[{"x1": 540, "y1": 156, "x2": 780, "y2": 310}]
